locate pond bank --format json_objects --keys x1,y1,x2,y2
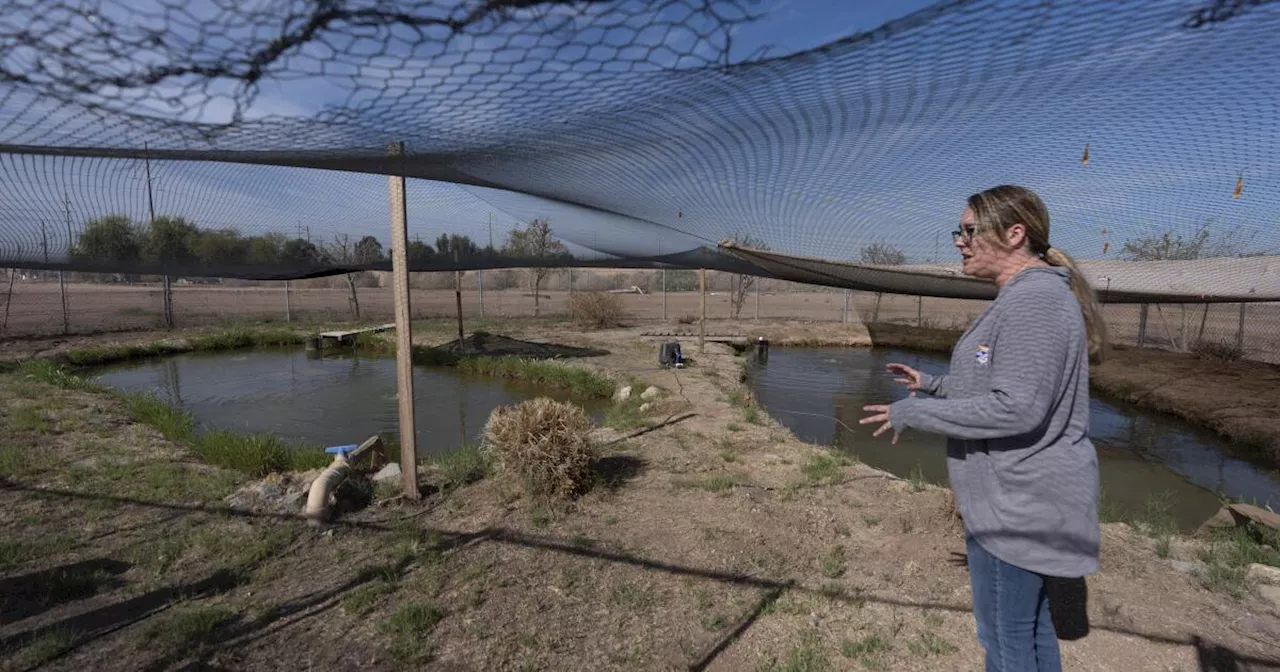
[{"x1": 3, "y1": 320, "x2": 1280, "y2": 670}]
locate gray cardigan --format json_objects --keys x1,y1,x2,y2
[{"x1": 889, "y1": 266, "x2": 1100, "y2": 577}]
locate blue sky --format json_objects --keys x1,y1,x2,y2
[{"x1": 0, "y1": 0, "x2": 1277, "y2": 271}]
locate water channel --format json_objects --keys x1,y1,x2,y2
[{"x1": 747, "y1": 346, "x2": 1280, "y2": 531}]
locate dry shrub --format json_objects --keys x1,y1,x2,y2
[
  {"x1": 483, "y1": 398, "x2": 596, "y2": 500},
  {"x1": 1191, "y1": 338, "x2": 1244, "y2": 362},
  {"x1": 569, "y1": 292, "x2": 624, "y2": 329},
  {"x1": 677, "y1": 313, "x2": 698, "y2": 325}
]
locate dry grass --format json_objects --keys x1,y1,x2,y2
[
  {"x1": 568, "y1": 292, "x2": 625, "y2": 329},
  {"x1": 482, "y1": 397, "x2": 596, "y2": 500}
]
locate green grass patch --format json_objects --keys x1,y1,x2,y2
[
  {"x1": 192, "y1": 430, "x2": 328, "y2": 476},
  {"x1": 907, "y1": 463, "x2": 927, "y2": 492},
  {"x1": 819, "y1": 545, "x2": 846, "y2": 579},
  {"x1": 145, "y1": 607, "x2": 235, "y2": 652},
  {"x1": 1132, "y1": 491, "x2": 1178, "y2": 537},
  {"x1": 907, "y1": 633, "x2": 956, "y2": 658},
  {"x1": 841, "y1": 632, "x2": 892, "y2": 670},
  {"x1": 382, "y1": 603, "x2": 444, "y2": 664},
  {"x1": 604, "y1": 396, "x2": 649, "y2": 431},
  {"x1": 609, "y1": 582, "x2": 657, "y2": 612},
  {"x1": 430, "y1": 444, "x2": 491, "y2": 490},
  {"x1": 18, "y1": 628, "x2": 76, "y2": 668},
  {"x1": 62, "y1": 327, "x2": 303, "y2": 367},
  {"x1": 67, "y1": 460, "x2": 244, "y2": 503},
  {"x1": 1195, "y1": 523, "x2": 1280, "y2": 597},
  {"x1": 765, "y1": 631, "x2": 829, "y2": 672},
  {"x1": 801, "y1": 452, "x2": 850, "y2": 486},
  {"x1": 344, "y1": 569, "x2": 400, "y2": 616},
  {"x1": 673, "y1": 473, "x2": 750, "y2": 493},
  {"x1": 17, "y1": 360, "x2": 108, "y2": 392},
  {"x1": 0, "y1": 536, "x2": 74, "y2": 571},
  {"x1": 11, "y1": 407, "x2": 54, "y2": 433},
  {"x1": 122, "y1": 392, "x2": 194, "y2": 441},
  {"x1": 457, "y1": 357, "x2": 614, "y2": 398}
]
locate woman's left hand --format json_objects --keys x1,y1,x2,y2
[{"x1": 860, "y1": 404, "x2": 902, "y2": 444}]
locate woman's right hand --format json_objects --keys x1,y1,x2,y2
[{"x1": 886, "y1": 363, "x2": 923, "y2": 392}]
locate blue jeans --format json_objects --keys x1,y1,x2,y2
[{"x1": 966, "y1": 533, "x2": 1062, "y2": 672}]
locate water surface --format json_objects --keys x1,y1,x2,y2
[
  {"x1": 93, "y1": 349, "x2": 608, "y2": 458},
  {"x1": 747, "y1": 346, "x2": 1280, "y2": 531}
]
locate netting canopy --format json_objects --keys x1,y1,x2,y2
[{"x1": 0, "y1": 0, "x2": 1277, "y2": 301}]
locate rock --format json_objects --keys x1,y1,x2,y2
[
  {"x1": 1229, "y1": 503, "x2": 1280, "y2": 532},
  {"x1": 257, "y1": 483, "x2": 284, "y2": 500},
  {"x1": 1259, "y1": 585, "x2": 1280, "y2": 610},
  {"x1": 615, "y1": 386, "x2": 632, "y2": 401},
  {"x1": 640, "y1": 386, "x2": 660, "y2": 401},
  {"x1": 639, "y1": 403, "x2": 653, "y2": 413},
  {"x1": 373, "y1": 462, "x2": 402, "y2": 482},
  {"x1": 1248, "y1": 563, "x2": 1280, "y2": 586},
  {"x1": 1196, "y1": 506, "x2": 1236, "y2": 537}
]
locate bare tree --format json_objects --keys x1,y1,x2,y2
[
  {"x1": 325, "y1": 234, "x2": 361, "y2": 321},
  {"x1": 502, "y1": 219, "x2": 569, "y2": 316},
  {"x1": 860, "y1": 242, "x2": 907, "y2": 323},
  {"x1": 724, "y1": 234, "x2": 769, "y2": 319},
  {"x1": 1121, "y1": 223, "x2": 1252, "y2": 261}
]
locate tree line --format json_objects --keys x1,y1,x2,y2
[{"x1": 68, "y1": 214, "x2": 576, "y2": 269}]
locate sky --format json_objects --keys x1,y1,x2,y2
[{"x1": 0, "y1": 0, "x2": 1277, "y2": 276}]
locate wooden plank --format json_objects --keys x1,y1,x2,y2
[
  {"x1": 319, "y1": 323, "x2": 396, "y2": 339},
  {"x1": 387, "y1": 141, "x2": 420, "y2": 500}
]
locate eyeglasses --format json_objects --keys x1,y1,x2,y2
[{"x1": 951, "y1": 226, "x2": 976, "y2": 242}]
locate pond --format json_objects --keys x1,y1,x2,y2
[
  {"x1": 92, "y1": 349, "x2": 610, "y2": 459},
  {"x1": 747, "y1": 346, "x2": 1280, "y2": 532}
]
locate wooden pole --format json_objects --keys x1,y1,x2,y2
[
  {"x1": 917, "y1": 295, "x2": 923, "y2": 327},
  {"x1": 453, "y1": 249, "x2": 464, "y2": 344},
  {"x1": 387, "y1": 141, "x2": 420, "y2": 500},
  {"x1": 754, "y1": 278, "x2": 760, "y2": 320},
  {"x1": 285, "y1": 280, "x2": 292, "y2": 322},
  {"x1": 661, "y1": 268, "x2": 667, "y2": 321},
  {"x1": 1137, "y1": 304, "x2": 1148, "y2": 348},
  {"x1": 62, "y1": 197, "x2": 73, "y2": 333},
  {"x1": 1197, "y1": 303, "x2": 1210, "y2": 344},
  {"x1": 1, "y1": 268, "x2": 14, "y2": 336},
  {"x1": 1237, "y1": 303, "x2": 1247, "y2": 352},
  {"x1": 699, "y1": 268, "x2": 706, "y2": 354}
]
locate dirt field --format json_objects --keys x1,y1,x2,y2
[
  {"x1": 4, "y1": 321, "x2": 1280, "y2": 671},
  {"x1": 4, "y1": 279, "x2": 1280, "y2": 363}
]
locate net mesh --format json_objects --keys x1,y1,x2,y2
[{"x1": 0, "y1": 0, "x2": 1277, "y2": 298}]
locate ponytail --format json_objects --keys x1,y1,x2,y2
[{"x1": 1044, "y1": 246, "x2": 1108, "y2": 362}]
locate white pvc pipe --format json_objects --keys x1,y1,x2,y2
[{"x1": 305, "y1": 456, "x2": 350, "y2": 525}]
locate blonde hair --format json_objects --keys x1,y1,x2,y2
[{"x1": 967, "y1": 185, "x2": 1108, "y2": 362}]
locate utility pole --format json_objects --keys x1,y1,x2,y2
[{"x1": 143, "y1": 143, "x2": 173, "y2": 329}]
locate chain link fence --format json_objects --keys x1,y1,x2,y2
[{"x1": 3, "y1": 268, "x2": 1277, "y2": 364}]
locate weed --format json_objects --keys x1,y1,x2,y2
[
  {"x1": 122, "y1": 392, "x2": 194, "y2": 441},
  {"x1": 431, "y1": 444, "x2": 491, "y2": 490},
  {"x1": 18, "y1": 360, "x2": 108, "y2": 392},
  {"x1": 743, "y1": 406, "x2": 763, "y2": 425},
  {"x1": 908, "y1": 463, "x2": 927, "y2": 492},
  {"x1": 924, "y1": 611, "x2": 944, "y2": 627},
  {"x1": 18, "y1": 629, "x2": 75, "y2": 667},
  {"x1": 862, "y1": 516, "x2": 881, "y2": 527},
  {"x1": 344, "y1": 575, "x2": 399, "y2": 616},
  {"x1": 719, "y1": 449, "x2": 737, "y2": 463},
  {"x1": 145, "y1": 607, "x2": 235, "y2": 652},
  {"x1": 765, "y1": 631, "x2": 829, "y2": 672},
  {"x1": 0, "y1": 536, "x2": 73, "y2": 571},
  {"x1": 193, "y1": 430, "x2": 327, "y2": 476},
  {"x1": 458, "y1": 357, "x2": 614, "y2": 398},
  {"x1": 900, "y1": 517, "x2": 915, "y2": 534},
  {"x1": 820, "y1": 545, "x2": 846, "y2": 578},
  {"x1": 484, "y1": 398, "x2": 596, "y2": 501},
  {"x1": 1133, "y1": 491, "x2": 1177, "y2": 537},
  {"x1": 672, "y1": 473, "x2": 749, "y2": 493},
  {"x1": 1191, "y1": 339, "x2": 1245, "y2": 362},
  {"x1": 841, "y1": 632, "x2": 891, "y2": 670},
  {"x1": 727, "y1": 422, "x2": 745, "y2": 432},
  {"x1": 907, "y1": 633, "x2": 956, "y2": 658},
  {"x1": 1155, "y1": 536, "x2": 1172, "y2": 559},
  {"x1": 382, "y1": 602, "x2": 444, "y2": 664},
  {"x1": 605, "y1": 397, "x2": 649, "y2": 431},
  {"x1": 609, "y1": 582, "x2": 657, "y2": 611},
  {"x1": 11, "y1": 407, "x2": 53, "y2": 433},
  {"x1": 802, "y1": 452, "x2": 849, "y2": 486}
]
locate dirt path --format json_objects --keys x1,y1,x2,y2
[{"x1": 3, "y1": 322, "x2": 1280, "y2": 670}]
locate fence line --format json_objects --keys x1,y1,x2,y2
[{"x1": 2, "y1": 271, "x2": 1277, "y2": 364}]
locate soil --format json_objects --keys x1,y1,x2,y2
[{"x1": 3, "y1": 320, "x2": 1280, "y2": 671}]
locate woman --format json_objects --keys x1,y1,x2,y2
[{"x1": 860, "y1": 185, "x2": 1105, "y2": 672}]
